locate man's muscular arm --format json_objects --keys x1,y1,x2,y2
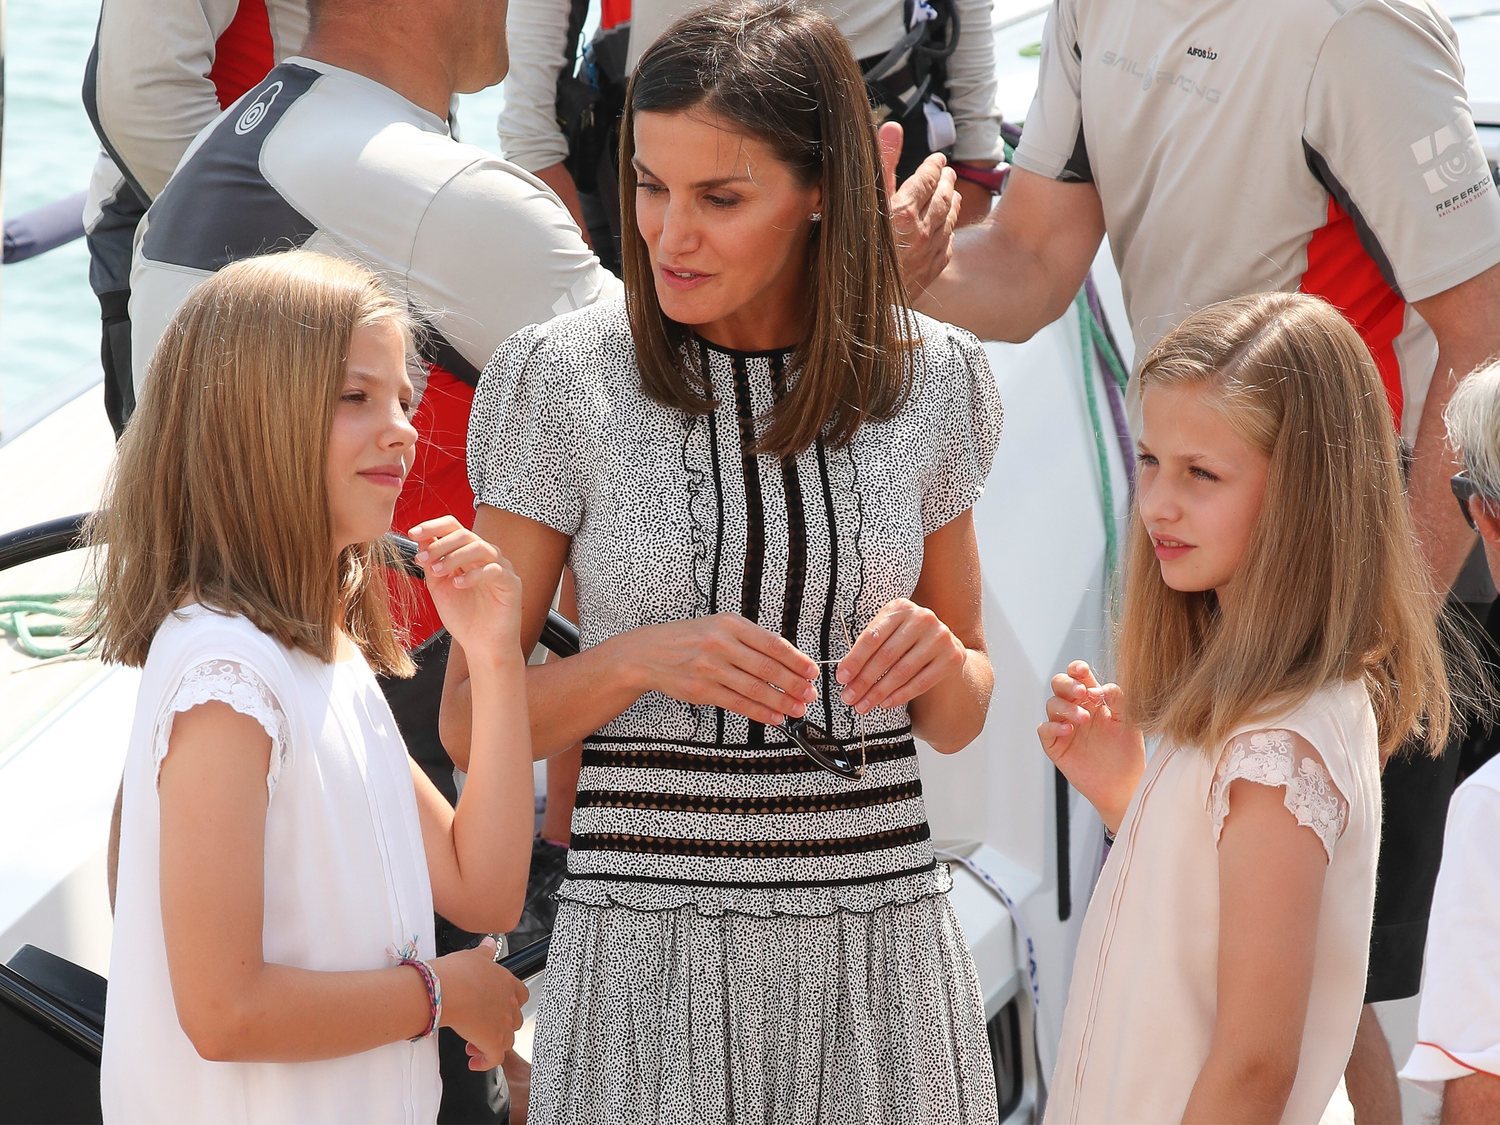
[
  {"x1": 1409, "y1": 262, "x2": 1500, "y2": 594},
  {"x1": 914, "y1": 166, "x2": 1105, "y2": 342}
]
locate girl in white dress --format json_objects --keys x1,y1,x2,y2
[
  {"x1": 90, "y1": 251, "x2": 534, "y2": 1123},
  {"x1": 1038, "y1": 292, "x2": 1456, "y2": 1124}
]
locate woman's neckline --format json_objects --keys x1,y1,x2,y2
[{"x1": 693, "y1": 334, "x2": 798, "y2": 361}]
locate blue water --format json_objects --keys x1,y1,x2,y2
[
  {"x1": 0, "y1": 0, "x2": 100, "y2": 435},
  {"x1": 0, "y1": 0, "x2": 507, "y2": 438}
]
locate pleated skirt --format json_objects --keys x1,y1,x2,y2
[{"x1": 527, "y1": 891, "x2": 999, "y2": 1125}]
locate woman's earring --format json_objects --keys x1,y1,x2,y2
[{"x1": 809, "y1": 212, "x2": 823, "y2": 223}]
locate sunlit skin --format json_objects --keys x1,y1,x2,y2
[
  {"x1": 455, "y1": 0, "x2": 509, "y2": 93},
  {"x1": 1135, "y1": 383, "x2": 1272, "y2": 609},
  {"x1": 632, "y1": 108, "x2": 823, "y2": 352},
  {"x1": 325, "y1": 320, "x2": 418, "y2": 556}
]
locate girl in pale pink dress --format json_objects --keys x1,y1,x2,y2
[{"x1": 1038, "y1": 293, "x2": 1457, "y2": 1124}]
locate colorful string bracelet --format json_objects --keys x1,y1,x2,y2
[{"x1": 394, "y1": 937, "x2": 442, "y2": 1040}]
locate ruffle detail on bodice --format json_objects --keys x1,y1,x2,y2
[
  {"x1": 681, "y1": 408, "x2": 715, "y2": 621},
  {"x1": 554, "y1": 862, "x2": 952, "y2": 920}
]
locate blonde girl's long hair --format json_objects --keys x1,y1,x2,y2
[
  {"x1": 83, "y1": 250, "x2": 416, "y2": 676},
  {"x1": 1117, "y1": 292, "x2": 1450, "y2": 760}
]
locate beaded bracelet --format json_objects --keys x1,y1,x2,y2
[{"x1": 395, "y1": 938, "x2": 442, "y2": 1041}]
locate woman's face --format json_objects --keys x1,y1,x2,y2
[
  {"x1": 325, "y1": 319, "x2": 417, "y2": 556},
  {"x1": 632, "y1": 108, "x2": 823, "y2": 351}
]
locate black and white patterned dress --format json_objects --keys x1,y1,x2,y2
[{"x1": 468, "y1": 297, "x2": 1003, "y2": 1125}]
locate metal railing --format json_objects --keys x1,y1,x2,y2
[
  {"x1": 0, "y1": 513, "x2": 582, "y2": 660},
  {"x1": 0, "y1": 511, "x2": 571, "y2": 1073},
  {"x1": 2, "y1": 190, "x2": 87, "y2": 266}
]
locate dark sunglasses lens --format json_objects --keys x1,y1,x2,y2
[
  {"x1": 1453, "y1": 475, "x2": 1479, "y2": 531},
  {"x1": 785, "y1": 718, "x2": 862, "y2": 779}
]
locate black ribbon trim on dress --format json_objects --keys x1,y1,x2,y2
[
  {"x1": 731, "y1": 353, "x2": 768, "y2": 748},
  {"x1": 586, "y1": 723, "x2": 912, "y2": 750},
  {"x1": 813, "y1": 435, "x2": 841, "y2": 732},
  {"x1": 573, "y1": 779, "x2": 923, "y2": 816},
  {"x1": 769, "y1": 354, "x2": 810, "y2": 649},
  {"x1": 569, "y1": 822, "x2": 931, "y2": 859},
  {"x1": 580, "y1": 738, "x2": 915, "y2": 776},
  {"x1": 561, "y1": 858, "x2": 940, "y2": 891}
]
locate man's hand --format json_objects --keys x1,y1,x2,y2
[{"x1": 880, "y1": 122, "x2": 960, "y2": 297}]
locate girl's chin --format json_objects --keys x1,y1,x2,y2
[
  {"x1": 1158, "y1": 570, "x2": 1215, "y2": 595},
  {"x1": 332, "y1": 518, "x2": 399, "y2": 554}
]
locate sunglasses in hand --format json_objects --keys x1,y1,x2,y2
[
  {"x1": 779, "y1": 711, "x2": 866, "y2": 780},
  {"x1": 778, "y1": 642, "x2": 866, "y2": 780}
]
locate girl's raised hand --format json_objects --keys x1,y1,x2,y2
[
  {"x1": 433, "y1": 937, "x2": 529, "y2": 1072},
  {"x1": 410, "y1": 518, "x2": 522, "y2": 659},
  {"x1": 1037, "y1": 661, "x2": 1144, "y2": 833},
  {"x1": 837, "y1": 598, "x2": 965, "y2": 715}
]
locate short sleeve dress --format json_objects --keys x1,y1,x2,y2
[
  {"x1": 467, "y1": 297, "x2": 1004, "y2": 1124},
  {"x1": 101, "y1": 607, "x2": 440, "y2": 1124},
  {"x1": 1044, "y1": 679, "x2": 1382, "y2": 1124}
]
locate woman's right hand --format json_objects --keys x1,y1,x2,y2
[
  {"x1": 434, "y1": 939, "x2": 530, "y2": 1071},
  {"x1": 1037, "y1": 661, "x2": 1145, "y2": 833},
  {"x1": 620, "y1": 613, "x2": 821, "y2": 726}
]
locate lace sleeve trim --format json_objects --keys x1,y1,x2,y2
[
  {"x1": 1209, "y1": 729, "x2": 1348, "y2": 861},
  {"x1": 153, "y1": 659, "x2": 291, "y2": 797}
]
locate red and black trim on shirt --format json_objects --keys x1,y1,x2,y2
[{"x1": 1301, "y1": 141, "x2": 1407, "y2": 427}]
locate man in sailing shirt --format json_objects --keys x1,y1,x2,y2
[
  {"x1": 83, "y1": 0, "x2": 311, "y2": 434},
  {"x1": 919, "y1": 1, "x2": 1500, "y2": 1118},
  {"x1": 129, "y1": 0, "x2": 619, "y2": 647}
]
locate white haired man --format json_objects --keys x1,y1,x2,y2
[{"x1": 1400, "y1": 357, "x2": 1500, "y2": 1123}]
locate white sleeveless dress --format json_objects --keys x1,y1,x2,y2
[
  {"x1": 1046, "y1": 680, "x2": 1381, "y2": 1124},
  {"x1": 101, "y1": 606, "x2": 440, "y2": 1123}
]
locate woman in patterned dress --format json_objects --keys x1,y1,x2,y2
[{"x1": 445, "y1": 2, "x2": 1003, "y2": 1120}]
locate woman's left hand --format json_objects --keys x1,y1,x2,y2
[{"x1": 837, "y1": 598, "x2": 966, "y2": 715}]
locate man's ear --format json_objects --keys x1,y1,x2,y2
[{"x1": 1473, "y1": 500, "x2": 1500, "y2": 553}]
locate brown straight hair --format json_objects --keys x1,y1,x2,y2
[
  {"x1": 619, "y1": 0, "x2": 913, "y2": 457},
  {"x1": 1117, "y1": 292, "x2": 1451, "y2": 760},
  {"x1": 83, "y1": 251, "x2": 416, "y2": 676}
]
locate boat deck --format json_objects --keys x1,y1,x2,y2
[{"x1": 0, "y1": 382, "x2": 125, "y2": 975}]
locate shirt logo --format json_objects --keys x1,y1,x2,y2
[
  {"x1": 1101, "y1": 50, "x2": 1222, "y2": 103},
  {"x1": 1410, "y1": 122, "x2": 1487, "y2": 195},
  {"x1": 235, "y1": 81, "x2": 284, "y2": 136},
  {"x1": 1185, "y1": 46, "x2": 1218, "y2": 61}
]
